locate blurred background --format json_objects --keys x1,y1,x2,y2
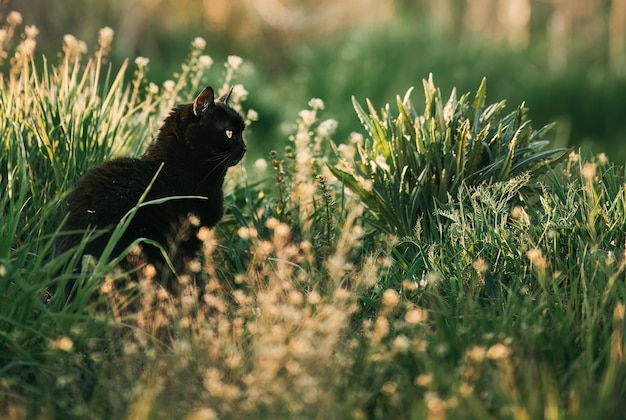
[{"x1": 6, "y1": 0, "x2": 626, "y2": 162}]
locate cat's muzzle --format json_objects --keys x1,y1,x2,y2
[{"x1": 229, "y1": 148, "x2": 246, "y2": 166}]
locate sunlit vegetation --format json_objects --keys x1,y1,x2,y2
[{"x1": 1, "y1": 11, "x2": 625, "y2": 419}]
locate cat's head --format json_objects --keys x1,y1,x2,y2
[{"x1": 184, "y1": 86, "x2": 246, "y2": 167}]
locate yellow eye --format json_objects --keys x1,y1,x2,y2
[{"x1": 225, "y1": 129, "x2": 233, "y2": 139}]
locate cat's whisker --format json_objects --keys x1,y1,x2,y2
[
  {"x1": 203, "y1": 151, "x2": 233, "y2": 161},
  {"x1": 199, "y1": 155, "x2": 231, "y2": 185},
  {"x1": 203, "y1": 152, "x2": 236, "y2": 167},
  {"x1": 203, "y1": 155, "x2": 231, "y2": 163},
  {"x1": 203, "y1": 153, "x2": 231, "y2": 167}
]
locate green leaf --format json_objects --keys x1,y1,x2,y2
[
  {"x1": 352, "y1": 96, "x2": 373, "y2": 136},
  {"x1": 472, "y1": 77, "x2": 488, "y2": 114}
]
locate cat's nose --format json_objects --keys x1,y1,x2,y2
[
  {"x1": 229, "y1": 147, "x2": 246, "y2": 166},
  {"x1": 235, "y1": 142, "x2": 246, "y2": 156}
]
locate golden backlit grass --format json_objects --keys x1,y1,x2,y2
[{"x1": 1, "y1": 12, "x2": 625, "y2": 419}]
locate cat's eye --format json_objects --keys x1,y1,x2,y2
[{"x1": 225, "y1": 129, "x2": 233, "y2": 139}]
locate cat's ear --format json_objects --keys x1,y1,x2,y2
[
  {"x1": 216, "y1": 87, "x2": 234, "y2": 105},
  {"x1": 193, "y1": 86, "x2": 216, "y2": 116}
]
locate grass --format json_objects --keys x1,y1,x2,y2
[
  {"x1": 268, "y1": 22, "x2": 626, "y2": 165},
  {"x1": 1, "y1": 18, "x2": 626, "y2": 420},
  {"x1": 328, "y1": 75, "x2": 569, "y2": 238}
]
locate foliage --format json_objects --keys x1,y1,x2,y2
[
  {"x1": 328, "y1": 75, "x2": 569, "y2": 238},
  {"x1": 0, "y1": 22, "x2": 239, "y2": 416},
  {"x1": 11, "y1": 1, "x2": 626, "y2": 166},
  {"x1": 286, "y1": 22, "x2": 626, "y2": 165},
  {"x1": 1, "y1": 16, "x2": 626, "y2": 420}
]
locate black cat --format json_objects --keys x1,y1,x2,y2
[{"x1": 54, "y1": 86, "x2": 246, "y2": 291}]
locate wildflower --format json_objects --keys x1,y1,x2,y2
[
  {"x1": 254, "y1": 158, "x2": 268, "y2": 171},
  {"x1": 393, "y1": 335, "x2": 411, "y2": 352},
  {"x1": 424, "y1": 392, "x2": 446, "y2": 419},
  {"x1": 381, "y1": 381, "x2": 398, "y2": 396},
  {"x1": 225, "y1": 354, "x2": 242, "y2": 370},
  {"x1": 255, "y1": 241, "x2": 274, "y2": 261},
  {"x1": 163, "y1": 80, "x2": 176, "y2": 92},
  {"x1": 307, "y1": 290, "x2": 321, "y2": 305},
  {"x1": 332, "y1": 287, "x2": 351, "y2": 302},
  {"x1": 53, "y1": 336, "x2": 73, "y2": 352},
  {"x1": 265, "y1": 217, "x2": 279, "y2": 230},
  {"x1": 308, "y1": 98, "x2": 325, "y2": 110},
  {"x1": 63, "y1": 34, "x2": 87, "y2": 60},
  {"x1": 128, "y1": 244, "x2": 142, "y2": 256},
  {"x1": 232, "y1": 290, "x2": 250, "y2": 306},
  {"x1": 25, "y1": 25, "x2": 39, "y2": 39},
  {"x1": 288, "y1": 290, "x2": 303, "y2": 305},
  {"x1": 98, "y1": 26, "x2": 114, "y2": 51},
  {"x1": 472, "y1": 258, "x2": 488, "y2": 276},
  {"x1": 148, "y1": 82, "x2": 159, "y2": 95},
  {"x1": 246, "y1": 109, "x2": 259, "y2": 122},
  {"x1": 229, "y1": 84, "x2": 248, "y2": 102},
  {"x1": 317, "y1": 118, "x2": 338, "y2": 138},
  {"x1": 100, "y1": 277, "x2": 114, "y2": 294},
  {"x1": 467, "y1": 346, "x2": 486, "y2": 363},
  {"x1": 510, "y1": 205, "x2": 529, "y2": 225},
  {"x1": 226, "y1": 55, "x2": 243, "y2": 70},
  {"x1": 294, "y1": 131, "x2": 311, "y2": 154},
  {"x1": 298, "y1": 109, "x2": 316, "y2": 126},
  {"x1": 581, "y1": 162, "x2": 597, "y2": 182},
  {"x1": 7, "y1": 11, "x2": 22, "y2": 26},
  {"x1": 337, "y1": 143, "x2": 356, "y2": 160},
  {"x1": 349, "y1": 131, "x2": 364, "y2": 145},
  {"x1": 0, "y1": 265, "x2": 6, "y2": 277},
  {"x1": 134, "y1": 56, "x2": 150, "y2": 68},
  {"x1": 17, "y1": 38, "x2": 36, "y2": 58},
  {"x1": 237, "y1": 226, "x2": 251, "y2": 239},
  {"x1": 486, "y1": 343, "x2": 511, "y2": 360},
  {"x1": 414, "y1": 374, "x2": 431, "y2": 387},
  {"x1": 526, "y1": 248, "x2": 547, "y2": 270},
  {"x1": 198, "y1": 54, "x2": 213, "y2": 68},
  {"x1": 273, "y1": 222, "x2": 291, "y2": 244},
  {"x1": 459, "y1": 382, "x2": 474, "y2": 398},
  {"x1": 371, "y1": 316, "x2": 389, "y2": 345},
  {"x1": 192, "y1": 37, "x2": 207, "y2": 50},
  {"x1": 326, "y1": 254, "x2": 350, "y2": 279},
  {"x1": 187, "y1": 259, "x2": 202, "y2": 273},
  {"x1": 597, "y1": 152, "x2": 608, "y2": 165},
  {"x1": 381, "y1": 289, "x2": 400, "y2": 311},
  {"x1": 196, "y1": 226, "x2": 212, "y2": 242},
  {"x1": 405, "y1": 307, "x2": 428, "y2": 324},
  {"x1": 568, "y1": 151, "x2": 579, "y2": 163}
]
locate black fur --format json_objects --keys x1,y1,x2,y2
[{"x1": 54, "y1": 86, "x2": 246, "y2": 286}]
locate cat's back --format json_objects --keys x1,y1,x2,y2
[{"x1": 64, "y1": 157, "x2": 160, "y2": 228}]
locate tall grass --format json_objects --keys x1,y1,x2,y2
[{"x1": 1, "y1": 14, "x2": 626, "y2": 419}]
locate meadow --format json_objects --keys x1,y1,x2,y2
[{"x1": 1, "y1": 18, "x2": 626, "y2": 419}]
